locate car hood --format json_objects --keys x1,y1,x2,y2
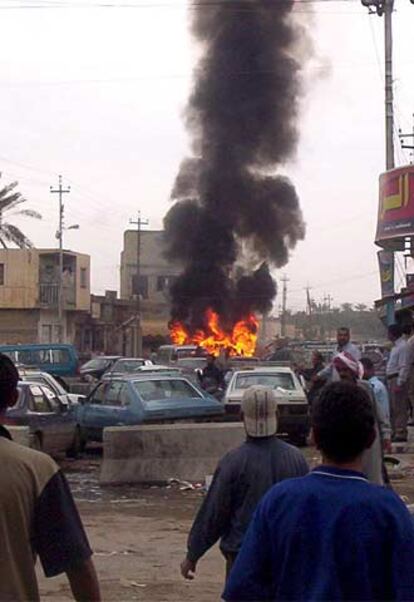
[{"x1": 226, "y1": 388, "x2": 306, "y2": 403}]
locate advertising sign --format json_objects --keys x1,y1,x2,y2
[
  {"x1": 376, "y1": 165, "x2": 414, "y2": 248},
  {"x1": 377, "y1": 250, "x2": 394, "y2": 298}
]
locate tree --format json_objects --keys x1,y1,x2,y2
[
  {"x1": 0, "y1": 174, "x2": 41, "y2": 248},
  {"x1": 355, "y1": 303, "x2": 368, "y2": 312}
]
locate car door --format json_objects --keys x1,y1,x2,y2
[
  {"x1": 80, "y1": 381, "x2": 129, "y2": 437},
  {"x1": 41, "y1": 385, "x2": 75, "y2": 452},
  {"x1": 26, "y1": 385, "x2": 60, "y2": 454}
]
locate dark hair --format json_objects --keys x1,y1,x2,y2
[
  {"x1": 337, "y1": 327, "x2": 350, "y2": 334},
  {"x1": 388, "y1": 324, "x2": 402, "y2": 339},
  {"x1": 312, "y1": 382, "x2": 375, "y2": 463},
  {"x1": 0, "y1": 354, "x2": 19, "y2": 412},
  {"x1": 360, "y1": 357, "x2": 374, "y2": 370},
  {"x1": 313, "y1": 351, "x2": 324, "y2": 363}
]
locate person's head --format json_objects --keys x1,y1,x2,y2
[
  {"x1": 241, "y1": 386, "x2": 278, "y2": 438},
  {"x1": 312, "y1": 351, "x2": 324, "y2": 367},
  {"x1": 0, "y1": 354, "x2": 19, "y2": 416},
  {"x1": 312, "y1": 381, "x2": 376, "y2": 464},
  {"x1": 360, "y1": 357, "x2": 375, "y2": 380},
  {"x1": 206, "y1": 354, "x2": 215, "y2": 365},
  {"x1": 388, "y1": 323, "x2": 403, "y2": 342},
  {"x1": 337, "y1": 327, "x2": 350, "y2": 348},
  {"x1": 333, "y1": 352, "x2": 363, "y2": 382}
]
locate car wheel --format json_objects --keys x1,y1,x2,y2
[
  {"x1": 66, "y1": 427, "x2": 85, "y2": 458},
  {"x1": 31, "y1": 433, "x2": 42, "y2": 451}
]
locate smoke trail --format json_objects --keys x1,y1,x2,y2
[{"x1": 164, "y1": 0, "x2": 309, "y2": 331}]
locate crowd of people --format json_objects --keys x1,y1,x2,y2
[{"x1": 1, "y1": 327, "x2": 414, "y2": 601}]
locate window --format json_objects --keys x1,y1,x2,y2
[
  {"x1": 119, "y1": 384, "x2": 132, "y2": 407},
  {"x1": 132, "y1": 275, "x2": 149, "y2": 299},
  {"x1": 41, "y1": 386, "x2": 60, "y2": 412},
  {"x1": 133, "y1": 379, "x2": 201, "y2": 403},
  {"x1": 50, "y1": 349, "x2": 70, "y2": 364},
  {"x1": 28, "y1": 386, "x2": 53, "y2": 413},
  {"x1": 89, "y1": 383, "x2": 106, "y2": 405},
  {"x1": 0, "y1": 263, "x2": 4, "y2": 286},
  {"x1": 156, "y1": 276, "x2": 168, "y2": 292},
  {"x1": 234, "y1": 373, "x2": 295, "y2": 391},
  {"x1": 103, "y1": 381, "x2": 124, "y2": 406},
  {"x1": 80, "y1": 267, "x2": 88, "y2": 289}
]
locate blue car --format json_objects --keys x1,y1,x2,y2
[{"x1": 77, "y1": 374, "x2": 224, "y2": 444}]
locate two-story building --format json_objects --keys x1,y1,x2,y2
[
  {"x1": 120, "y1": 230, "x2": 181, "y2": 336},
  {"x1": 0, "y1": 248, "x2": 90, "y2": 345}
]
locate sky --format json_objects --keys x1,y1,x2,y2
[{"x1": 0, "y1": 0, "x2": 413, "y2": 314}]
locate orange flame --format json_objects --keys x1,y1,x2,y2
[{"x1": 170, "y1": 308, "x2": 258, "y2": 357}]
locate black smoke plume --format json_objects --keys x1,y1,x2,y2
[{"x1": 164, "y1": 0, "x2": 309, "y2": 331}]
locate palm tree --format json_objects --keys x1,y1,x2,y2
[{"x1": 0, "y1": 174, "x2": 41, "y2": 248}]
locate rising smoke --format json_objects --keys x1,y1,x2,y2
[{"x1": 164, "y1": 0, "x2": 310, "y2": 331}]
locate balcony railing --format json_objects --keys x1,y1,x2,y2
[{"x1": 39, "y1": 283, "x2": 59, "y2": 307}]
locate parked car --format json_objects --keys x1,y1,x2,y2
[
  {"x1": 102, "y1": 357, "x2": 153, "y2": 380},
  {"x1": 79, "y1": 356, "x2": 121, "y2": 381},
  {"x1": 156, "y1": 345, "x2": 202, "y2": 365},
  {"x1": 0, "y1": 343, "x2": 79, "y2": 377},
  {"x1": 224, "y1": 367, "x2": 309, "y2": 445},
  {"x1": 175, "y1": 357, "x2": 207, "y2": 383},
  {"x1": 77, "y1": 374, "x2": 224, "y2": 444},
  {"x1": 5, "y1": 381, "x2": 79, "y2": 456},
  {"x1": 19, "y1": 369, "x2": 84, "y2": 406}
]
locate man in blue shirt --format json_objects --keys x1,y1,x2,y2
[
  {"x1": 361, "y1": 356, "x2": 392, "y2": 452},
  {"x1": 223, "y1": 381, "x2": 414, "y2": 601}
]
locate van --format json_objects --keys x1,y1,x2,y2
[{"x1": 0, "y1": 344, "x2": 79, "y2": 377}]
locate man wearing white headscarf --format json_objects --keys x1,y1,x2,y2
[{"x1": 332, "y1": 352, "x2": 385, "y2": 486}]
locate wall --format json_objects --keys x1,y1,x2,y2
[
  {"x1": 0, "y1": 309, "x2": 39, "y2": 344},
  {"x1": 0, "y1": 250, "x2": 39, "y2": 309},
  {"x1": 76, "y1": 254, "x2": 91, "y2": 311}
]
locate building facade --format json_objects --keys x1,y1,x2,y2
[
  {"x1": 0, "y1": 248, "x2": 90, "y2": 345},
  {"x1": 120, "y1": 230, "x2": 181, "y2": 336}
]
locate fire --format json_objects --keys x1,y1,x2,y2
[{"x1": 170, "y1": 308, "x2": 258, "y2": 357}]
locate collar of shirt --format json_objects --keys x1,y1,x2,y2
[
  {"x1": 311, "y1": 465, "x2": 368, "y2": 482},
  {"x1": 0, "y1": 424, "x2": 12, "y2": 440}
]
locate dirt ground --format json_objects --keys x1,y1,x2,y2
[{"x1": 37, "y1": 447, "x2": 414, "y2": 602}]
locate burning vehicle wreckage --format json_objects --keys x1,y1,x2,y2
[{"x1": 163, "y1": 0, "x2": 312, "y2": 358}]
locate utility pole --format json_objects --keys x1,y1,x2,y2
[
  {"x1": 362, "y1": 0, "x2": 395, "y2": 169},
  {"x1": 280, "y1": 275, "x2": 289, "y2": 338},
  {"x1": 50, "y1": 175, "x2": 71, "y2": 343},
  {"x1": 129, "y1": 211, "x2": 149, "y2": 357}
]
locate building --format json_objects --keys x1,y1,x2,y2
[
  {"x1": 120, "y1": 230, "x2": 181, "y2": 336},
  {"x1": 0, "y1": 248, "x2": 90, "y2": 344}
]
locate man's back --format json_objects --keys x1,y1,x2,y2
[
  {"x1": 188, "y1": 436, "x2": 308, "y2": 560},
  {"x1": 0, "y1": 430, "x2": 91, "y2": 601},
  {"x1": 224, "y1": 467, "x2": 414, "y2": 601}
]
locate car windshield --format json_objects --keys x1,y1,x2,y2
[
  {"x1": 177, "y1": 359, "x2": 205, "y2": 369},
  {"x1": 111, "y1": 360, "x2": 145, "y2": 373},
  {"x1": 234, "y1": 373, "x2": 295, "y2": 391},
  {"x1": 83, "y1": 358, "x2": 112, "y2": 370},
  {"x1": 133, "y1": 379, "x2": 202, "y2": 402}
]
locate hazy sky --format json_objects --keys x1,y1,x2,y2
[{"x1": 0, "y1": 0, "x2": 413, "y2": 313}]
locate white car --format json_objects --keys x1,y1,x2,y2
[{"x1": 224, "y1": 367, "x2": 310, "y2": 445}]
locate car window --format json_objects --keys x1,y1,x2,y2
[
  {"x1": 112, "y1": 360, "x2": 145, "y2": 373},
  {"x1": 119, "y1": 384, "x2": 132, "y2": 407},
  {"x1": 18, "y1": 350, "x2": 48, "y2": 366},
  {"x1": 41, "y1": 386, "x2": 60, "y2": 411},
  {"x1": 103, "y1": 381, "x2": 124, "y2": 406},
  {"x1": 133, "y1": 379, "x2": 201, "y2": 402},
  {"x1": 50, "y1": 349, "x2": 70, "y2": 364},
  {"x1": 83, "y1": 358, "x2": 112, "y2": 371},
  {"x1": 28, "y1": 386, "x2": 53, "y2": 413},
  {"x1": 234, "y1": 373, "x2": 295, "y2": 391},
  {"x1": 90, "y1": 383, "x2": 106, "y2": 404}
]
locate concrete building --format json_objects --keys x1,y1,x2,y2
[
  {"x1": 120, "y1": 230, "x2": 181, "y2": 336},
  {"x1": 0, "y1": 248, "x2": 90, "y2": 344}
]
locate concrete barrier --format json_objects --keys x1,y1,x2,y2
[
  {"x1": 100, "y1": 422, "x2": 246, "y2": 485},
  {"x1": 8, "y1": 426, "x2": 31, "y2": 447}
]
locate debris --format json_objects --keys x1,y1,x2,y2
[
  {"x1": 120, "y1": 578, "x2": 147, "y2": 589},
  {"x1": 168, "y1": 478, "x2": 195, "y2": 491}
]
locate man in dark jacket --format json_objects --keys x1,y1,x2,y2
[{"x1": 180, "y1": 385, "x2": 309, "y2": 581}]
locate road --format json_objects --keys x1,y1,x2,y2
[{"x1": 36, "y1": 447, "x2": 414, "y2": 601}]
